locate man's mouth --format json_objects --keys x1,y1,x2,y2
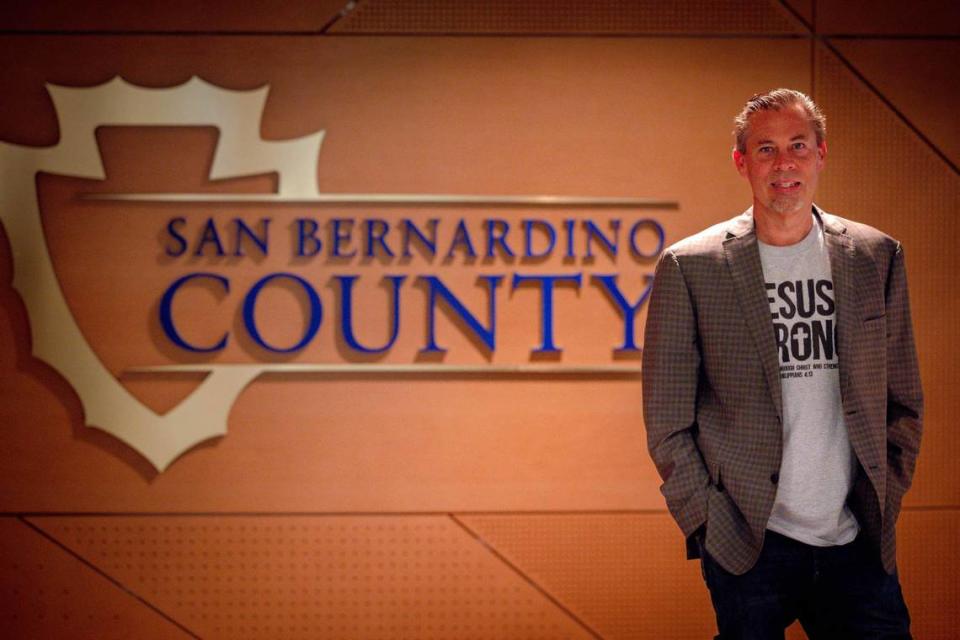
[{"x1": 771, "y1": 180, "x2": 801, "y2": 191}]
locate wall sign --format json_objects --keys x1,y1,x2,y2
[{"x1": 1, "y1": 77, "x2": 671, "y2": 471}]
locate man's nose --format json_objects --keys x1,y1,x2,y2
[{"x1": 773, "y1": 151, "x2": 796, "y2": 171}]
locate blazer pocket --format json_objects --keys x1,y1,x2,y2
[{"x1": 862, "y1": 314, "x2": 886, "y2": 336}]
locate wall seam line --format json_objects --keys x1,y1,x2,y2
[
  {"x1": 448, "y1": 513, "x2": 606, "y2": 640},
  {"x1": 16, "y1": 516, "x2": 202, "y2": 639},
  {"x1": 818, "y1": 37, "x2": 959, "y2": 176}
]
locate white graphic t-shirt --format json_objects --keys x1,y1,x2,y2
[{"x1": 758, "y1": 215, "x2": 859, "y2": 546}]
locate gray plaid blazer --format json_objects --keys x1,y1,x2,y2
[{"x1": 642, "y1": 206, "x2": 923, "y2": 576}]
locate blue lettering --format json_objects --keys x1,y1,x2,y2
[
  {"x1": 242, "y1": 273, "x2": 322, "y2": 353},
  {"x1": 419, "y1": 275, "x2": 503, "y2": 353},
  {"x1": 164, "y1": 217, "x2": 188, "y2": 257},
  {"x1": 592, "y1": 274, "x2": 654, "y2": 352},
  {"x1": 296, "y1": 218, "x2": 322, "y2": 257},
  {"x1": 445, "y1": 219, "x2": 477, "y2": 259},
  {"x1": 194, "y1": 218, "x2": 226, "y2": 257},
  {"x1": 628, "y1": 218, "x2": 665, "y2": 259},
  {"x1": 331, "y1": 218, "x2": 357, "y2": 258},
  {"x1": 233, "y1": 217, "x2": 269, "y2": 257},
  {"x1": 522, "y1": 219, "x2": 556, "y2": 259},
  {"x1": 485, "y1": 219, "x2": 515, "y2": 259},
  {"x1": 338, "y1": 275, "x2": 405, "y2": 353},
  {"x1": 511, "y1": 273, "x2": 582, "y2": 353},
  {"x1": 159, "y1": 272, "x2": 229, "y2": 352},
  {"x1": 401, "y1": 218, "x2": 438, "y2": 259},
  {"x1": 364, "y1": 219, "x2": 394, "y2": 258},
  {"x1": 584, "y1": 220, "x2": 619, "y2": 259},
  {"x1": 563, "y1": 219, "x2": 575, "y2": 259}
]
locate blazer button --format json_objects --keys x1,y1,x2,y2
[{"x1": 770, "y1": 472, "x2": 779, "y2": 485}]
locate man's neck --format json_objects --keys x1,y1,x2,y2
[{"x1": 753, "y1": 202, "x2": 814, "y2": 246}]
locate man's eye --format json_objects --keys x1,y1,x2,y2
[
  {"x1": 759, "y1": 147, "x2": 773, "y2": 153},
  {"x1": 793, "y1": 142, "x2": 806, "y2": 150}
]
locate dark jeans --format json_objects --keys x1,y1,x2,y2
[{"x1": 700, "y1": 529, "x2": 911, "y2": 640}]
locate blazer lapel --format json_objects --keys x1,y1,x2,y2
[
  {"x1": 819, "y1": 208, "x2": 857, "y2": 406},
  {"x1": 722, "y1": 209, "x2": 783, "y2": 421},
  {"x1": 818, "y1": 208, "x2": 881, "y2": 488}
]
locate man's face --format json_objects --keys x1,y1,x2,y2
[{"x1": 733, "y1": 103, "x2": 826, "y2": 218}]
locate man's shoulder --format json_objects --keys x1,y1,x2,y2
[
  {"x1": 663, "y1": 215, "x2": 740, "y2": 260},
  {"x1": 661, "y1": 207, "x2": 904, "y2": 266},
  {"x1": 819, "y1": 208, "x2": 902, "y2": 260}
]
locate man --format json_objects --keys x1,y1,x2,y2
[{"x1": 642, "y1": 89, "x2": 923, "y2": 639}]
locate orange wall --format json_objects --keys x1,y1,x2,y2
[{"x1": 0, "y1": 1, "x2": 957, "y2": 638}]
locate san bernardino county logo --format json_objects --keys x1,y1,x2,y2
[{"x1": 1, "y1": 77, "x2": 671, "y2": 472}]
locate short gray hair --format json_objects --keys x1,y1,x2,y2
[{"x1": 733, "y1": 88, "x2": 826, "y2": 153}]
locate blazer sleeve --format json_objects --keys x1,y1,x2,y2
[
  {"x1": 642, "y1": 249, "x2": 711, "y2": 540},
  {"x1": 884, "y1": 243, "x2": 923, "y2": 509}
]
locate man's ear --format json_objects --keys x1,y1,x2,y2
[
  {"x1": 732, "y1": 148, "x2": 747, "y2": 176},
  {"x1": 817, "y1": 140, "x2": 827, "y2": 169}
]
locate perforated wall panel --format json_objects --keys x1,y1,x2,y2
[
  {"x1": 28, "y1": 515, "x2": 594, "y2": 639},
  {"x1": 0, "y1": 0, "x2": 350, "y2": 32},
  {"x1": 0, "y1": 518, "x2": 189, "y2": 638},
  {"x1": 898, "y1": 510, "x2": 960, "y2": 639},
  {"x1": 830, "y1": 39, "x2": 960, "y2": 168},
  {"x1": 332, "y1": 0, "x2": 803, "y2": 34},
  {"x1": 816, "y1": 0, "x2": 960, "y2": 35},
  {"x1": 459, "y1": 513, "x2": 715, "y2": 639},
  {"x1": 816, "y1": 43, "x2": 960, "y2": 507}
]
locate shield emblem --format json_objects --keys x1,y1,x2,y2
[{"x1": 0, "y1": 77, "x2": 324, "y2": 471}]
